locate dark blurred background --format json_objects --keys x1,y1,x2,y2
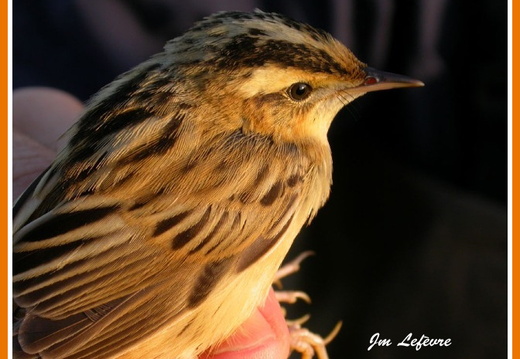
[{"x1": 13, "y1": 1, "x2": 507, "y2": 358}]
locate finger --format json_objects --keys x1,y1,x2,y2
[
  {"x1": 12, "y1": 87, "x2": 84, "y2": 198},
  {"x1": 13, "y1": 87, "x2": 83, "y2": 151}
]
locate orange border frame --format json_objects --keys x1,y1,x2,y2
[
  {"x1": 3, "y1": 1, "x2": 8, "y2": 358},
  {"x1": 513, "y1": 2, "x2": 516, "y2": 358},
  {"x1": 2, "y1": 3, "x2": 514, "y2": 359}
]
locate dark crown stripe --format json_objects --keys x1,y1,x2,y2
[{"x1": 212, "y1": 36, "x2": 349, "y2": 75}]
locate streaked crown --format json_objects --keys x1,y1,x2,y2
[{"x1": 163, "y1": 9, "x2": 366, "y2": 79}]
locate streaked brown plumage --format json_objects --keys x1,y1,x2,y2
[{"x1": 13, "y1": 10, "x2": 422, "y2": 359}]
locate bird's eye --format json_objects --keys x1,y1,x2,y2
[{"x1": 288, "y1": 82, "x2": 313, "y2": 101}]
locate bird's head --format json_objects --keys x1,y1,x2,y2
[{"x1": 159, "y1": 10, "x2": 423, "y2": 143}]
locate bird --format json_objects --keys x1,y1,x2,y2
[{"x1": 12, "y1": 9, "x2": 423, "y2": 359}]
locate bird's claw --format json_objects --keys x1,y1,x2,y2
[
  {"x1": 274, "y1": 252, "x2": 341, "y2": 359},
  {"x1": 275, "y1": 251, "x2": 315, "y2": 283},
  {"x1": 275, "y1": 290, "x2": 311, "y2": 304},
  {"x1": 289, "y1": 321, "x2": 343, "y2": 359}
]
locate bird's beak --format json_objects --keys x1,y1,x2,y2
[{"x1": 354, "y1": 66, "x2": 424, "y2": 93}]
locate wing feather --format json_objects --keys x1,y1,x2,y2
[
  {"x1": 13, "y1": 120, "x2": 316, "y2": 358},
  {"x1": 14, "y1": 184, "x2": 303, "y2": 358}
]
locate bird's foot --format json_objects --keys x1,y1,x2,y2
[
  {"x1": 274, "y1": 251, "x2": 342, "y2": 359},
  {"x1": 289, "y1": 321, "x2": 342, "y2": 359}
]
